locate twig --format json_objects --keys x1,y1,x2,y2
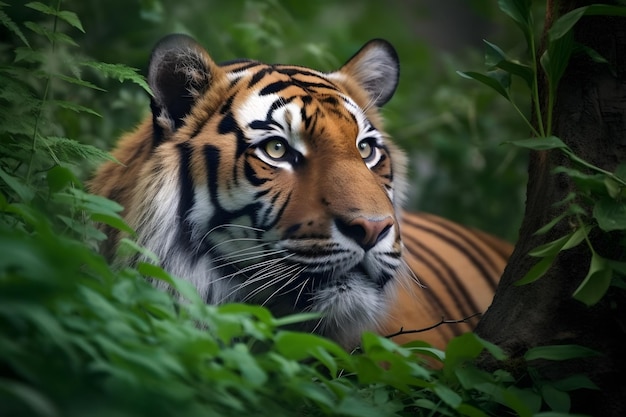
[{"x1": 384, "y1": 312, "x2": 482, "y2": 339}]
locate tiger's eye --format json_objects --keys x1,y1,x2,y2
[
  {"x1": 265, "y1": 139, "x2": 287, "y2": 159},
  {"x1": 358, "y1": 140, "x2": 373, "y2": 159}
]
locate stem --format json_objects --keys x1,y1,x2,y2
[
  {"x1": 26, "y1": 0, "x2": 62, "y2": 183},
  {"x1": 529, "y1": 32, "x2": 546, "y2": 138},
  {"x1": 546, "y1": 84, "x2": 555, "y2": 136},
  {"x1": 512, "y1": 100, "x2": 542, "y2": 138},
  {"x1": 577, "y1": 213, "x2": 596, "y2": 255}
]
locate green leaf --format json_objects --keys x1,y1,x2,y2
[
  {"x1": 549, "y1": 5, "x2": 626, "y2": 42},
  {"x1": 524, "y1": 344, "x2": 598, "y2": 361},
  {"x1": 272, "y1": 312, "x2": 322, "y2": 327},
  {"x1": 0, "y1": 10, "x2": 30, "y2": 47},
  {"x1": 542, "y1": 31, "x2": 574, "y2": 93},
  {"x1": 91, "y1": 213, "x2": 135, "y2": 235},
  {"x1": 561, "y1": 226, "x2": 590, "y2": 251},
  {"x1": 13, "y1": 47, "x2": 44, "y2": 64},
  {"x1": 593, "y1": 197, "x2": 626, "y2": 232},
  {"x1": 553, "y1": 166, "x2": 606, "y2": 194},
  {"x1": 0, "y1": 379, "x2": 57, "y2": 417},
  {"x1": 0, "y1": 167, "x2": 35, "y2": 202},
  {"x1": 548, "y1": 7, "x2": 587, "y2": 41},
  {"x1": 116, "y1": 238, "x2": 159, "y2": 263},
  {"x1": 23, "y1": 21, "x2": 78, "y2": 47},
  {"x1": 484, "y1": 39, "x2": 507, "y2": 67},
  {"x1": 444, "y1": 333, "x2": 486, "y2": 378},
  {"x1": 57, "y1": 10, "x2": 84, "y2": 32},
  {"x1": 507, "y1": 136, "x2": 568, "y2": 151},
  {"x1": 516, "y1": 255, "x2": 555, "y2": 286},
  {"x1": 573, "y1": 252, "x2": 612, "y2": 306},
  {"x1": 432, "y1": 383, "x2": 462, "y2": 409},
  {"x1": 274, "y1": 331, "x2": 349, "y2": 362},
  {"x1": 51, "y1": 100, "x2": 102, "y2": 117},
  {"x1": 25, "y1": 2, "x2": 84, "y2": 32},
  {"x1": 46, "y1": 165, "x2": 78, "y2": 193},
  {"x1": 541, "y1": 385, "x2": 570, "y2": 413},
  {"x1": 483, "y1": 39, "x2": 533, "y2": 88},
  {"x1": 497, "y1": 0, "x2": 532, "y2": 30},
  {"x1": 42, "y1": 136, "x2": 116, "y2": 164},
  {"x1": 456, "y1": 403, "x2": 490, "y2": 417},
  {"x1": 575, "y1": 44, "x2": 611, "y2": 68},
  {"x1": 53, "y1": 73, "x2": 105, "y2": 91},
  {"x1": 534, "y1": 212, "x2": 567, "y2": 236},
  {"x1": 457, "y1": 71, "x2": 510, "y2": 100},
  {"x1": 82, "y1": 62, "x2": 152, "y2": 95},
  {"x1": 551, "y1": 374, "x2": 599, "y2": 392},
  {"x1": 25, "y1": 2, "x2": 56, "y2": 14},
  {"x1": 220, "y1": 344, "x2": 268, "y2": 387},
  {"x1": 529, "y1": 227, "x2": 587, "y2": 257},
  {"x1": 497, "y1": 0, "x2": 533, "y2": 47}
]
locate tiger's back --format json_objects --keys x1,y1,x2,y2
[{"x1": 91, "y1": 34, "x2": 512, "y2": 350}]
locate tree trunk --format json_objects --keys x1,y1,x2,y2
[{"x1": 475, "y1": 2, "x2": 626, "y2": 416}]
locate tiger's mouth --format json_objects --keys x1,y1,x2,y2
[{"x1": 213, "y1": 251, "x2": 397, "y2": 349}]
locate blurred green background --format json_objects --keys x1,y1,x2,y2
[{"x1": 5, "y1": 0, "x2": 532, "y2": 242}]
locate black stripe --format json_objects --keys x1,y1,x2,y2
[
  {"x1": 244, "y1": 159, "x2": 267, "y2": 186},
  {"x1": 220, "y1": 59, "x2": 261, "y2": 71},
  {"x1": 403, "y1": 240, "x2": 463, "y2": 339},
  {"x1": 276, "y1": 66, "x2": 326, "y2": 79},
  {"x1": 177, "y1": 142, "x2": 195, "y2": 245},
  {"x1": 204, "y1": 144, "x2": 222, "y2": 206},
  {"x1": 217, "y1": 110, "x2": 237, "y2": 135},
  {"x1": 403, "y1": 234, "x2": 480, "y2": 335},
  {"x1": 265, "y1": 191, "x2": 291, "y2": 230},
  {"x1": 403, "y1": 215, "x2": 500, "y2": 292},
  {"x1": 424, "y1": 214, "x2": 504, "y2": 276},
  {"x1": 248, "y1": 67, "x2": 272, "y2": 88},
  {"x1": 217, "y1": 103, "x2": 249, "y2": 159},
  {"x1": 260, "y1": 80, "x2": 291, "y2": 96}
]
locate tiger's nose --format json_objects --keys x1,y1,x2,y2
[{"x1": 335, "y1": 216, "x2": 394, "y2": 251}]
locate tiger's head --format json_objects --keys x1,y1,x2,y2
[{"x1": 94, "y1": 34, "x2": 408, "y2": 349}]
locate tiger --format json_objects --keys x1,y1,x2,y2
[{"x1": 90, "y1": 34, "x2": 513, "y2": 350}]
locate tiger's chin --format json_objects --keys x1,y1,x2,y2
[
  {"x1": 244, "y1": 265, "x2": 397, "y2": 350},
  {"x1": 308, "y1": 272, "x2": 395, "y2": 350}
]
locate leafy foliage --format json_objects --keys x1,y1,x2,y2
[
  {"x1": 0, "y1": 1, "x2": 604, "y2": 416},
  {"x1": 460, "y1": 0, "x2": 626, "y2": 306}
]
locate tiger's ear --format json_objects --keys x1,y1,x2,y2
[
  {"x1": 148, "y1": 34, "x2": 217, "y2": 141},
  {"x1": 334, "y1": 39, "x2": 399, "y2": 107}
]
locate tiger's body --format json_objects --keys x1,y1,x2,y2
[{"x1": 91, "y1": 34, "x2": 512, "y2": 349}]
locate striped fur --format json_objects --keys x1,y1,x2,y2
[
  {"x1": 383, "y1": 212, "x2": 511, "y2": 348},
  {"x1": 91, "y1": 34, "x2": 512, "y2": 349}
]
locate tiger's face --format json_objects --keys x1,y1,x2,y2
[{"x1": 99, "y1": 35, "x2": 407, "y2": 349}]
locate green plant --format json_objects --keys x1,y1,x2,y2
[
  {"x1": 0, "y1": 1, "x2": 601, "y2": 416},
  {"x1": 458, "y1": 0, "x2": 626, "y2": 306}
]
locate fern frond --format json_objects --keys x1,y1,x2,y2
[
  {"x1": 0, "y1": 9, "x2": 30, "y2": 47},
  {"x1": 52, "y1": 73, "x2": 105, "y2": 91},
  {"x1": 0, "y1": 167, "x2": 35, "y2": 202},
  {"x1": 24, "y1": 21, "x2": 79, "y2": 47},
  {"x1": 82, "y1": 62, "x2": 152, "y2": 96},
  {"x1": 13, "y1": 46, "x2": 44, "y2": 64},
  {"x1": 40, "y1": 136, "x2": 117, "y2": 165},
  {"x1": 51, "y1": 100, "x2": 102, "y2": 118},
  {"x1": 25, "y1": 1, "x2": 85, "y2": 33}
]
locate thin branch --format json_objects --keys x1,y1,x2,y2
[{"x1": 384, "y1": 312, "x2": 482, "y2": 339}]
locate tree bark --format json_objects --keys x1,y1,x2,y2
[{"x1": 475, "y1": 2, "x2": 626, "y2": 416}]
